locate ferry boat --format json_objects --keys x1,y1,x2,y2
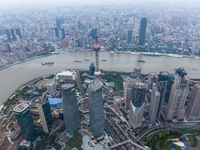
[
  {"x1": 137, "y1": 60, "x2": 145, "y2": 63},
  {"x1": 143, "y1": 52, "x2": 161, "y2": 56},
  {"x1": 74, "y1": 60, "x2": 81, "y2": 62},
  {"x1": 52, "y1": 51, "x2": 60, "y2": 54},
  {"x1": 101, "y1": 60, "x2": 107, "y2": 62},
  {"x1": 41, "y1": 62, "x2": 54, "y2": 65},
  {"x1": 84, "y1": 59, "x2": 90, "y2": 61}
]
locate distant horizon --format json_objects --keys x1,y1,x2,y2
[{"x1": 1, "y1": 0, "x2": 200, "y2": 7}]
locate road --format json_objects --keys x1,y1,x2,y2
[{"x1": 137, "y1": 123, "x2": 200, "y2": 141}]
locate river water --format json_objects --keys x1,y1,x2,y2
[{"x1": 0, "y1": 51, "x2": 200, "y2": 104}]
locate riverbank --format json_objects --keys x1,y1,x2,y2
[
  {"x1": 189, "y1": 137, "x2": 200, "y2": 150},
  {"x1": 0, "y1": 54, "x2": 53, "y2": 71}
]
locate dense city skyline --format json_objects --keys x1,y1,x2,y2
[{"x1": 1, "y1": 1, "x2": 200, "y2": 150}]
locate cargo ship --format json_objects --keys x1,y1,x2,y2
[
  {"x1": 137, "y1": 60, "x2": 145, "y2": 63},
  {"x1": 41, "y1": 62, "x2": 54, "y2": 65},
  {"x1": 74, "y1": 60, "x2": 81, "y2": 62},
  {"x1": 84, "y1": 59, "x2": 90, "y2": 61},
  {"x1": 143, "y1": 52, "x2": 161, "y2": 56},
  {"x1": 101, "y1": 60, "x2": 107, "y2": 62}
]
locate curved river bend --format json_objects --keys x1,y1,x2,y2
[{"x1": 0, "y1": 51, "x2": 200, "y2": 104}]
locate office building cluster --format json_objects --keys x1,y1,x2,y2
[{"x1": 119, "y1": 67, "x2": 195, "y2": 129}]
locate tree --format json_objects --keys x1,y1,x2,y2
[{"x1": 158, "y1": 132, "x2": 162, "y2": 138}]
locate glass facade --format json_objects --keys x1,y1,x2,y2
[
  {"x1": 62, "y1": 84, "x2": 81, "y2": 135},
  {"x1": 88, "y1": 80, "x2": 104, "y2": 138},
  {"x1": 138, "y1": 17, "x2": 147, "y2": 46},
  {"x1": 89, "y1": 62, "x2": 95, "y2": 76},
  {"x1": 131, "y1": 85, "x2": 146, "y2": 107},
  {"x1": 42, "y1": 101, "x2": 53, "y2": 128},
  {"x1": 14, "y1": 104, "x2": 37, "y2": 142}
]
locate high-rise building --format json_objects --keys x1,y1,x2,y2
[
  {"x1": 61, "y1": 28, "x2": 65, "y2": 39},
  {"x1": 5, "y1": 29, "x2": 11, "y2": 40},
  {"x1": 56, "y1": 19, "x2": 61, "y2": 31},
  {"x1": 127, "y1": 30, "x2": 132, "y2": 43},
  {"x1": 138, "y1": 17, "x2": 147, "y2": 46},
  {"x1": 109, "y1": 36, "x2": 115, "y2": 50},
  {"x1": 130, "y1": 67, "x2": 141, "y2": 78},
  {"x1": 148, "y1": 72, "x2": 158, "y2": 89},
  {"x1": 159, "y1": 71, "x2": 175, "y2": 103},
  {"x1": 62, "y1": 84, "x2": 81, "y2": 135},
  {"x1": 165, "y1": 68, "x2": 190, "y2": 120},
  {"x1": 15, "y1": 28, "x2": 22, "y2": 38},
  {"x1": 55, "y1": 28, "x2": 59, "y2": 37},
  {"x1": 128, "y1": 78, "x2": 147, "y2": 129},
  {"x1": 89, "y1": 62, "x2": 95, "y2": 76},
  {"x1": 13, "y1": 103, "x2": 38, "y2": 142},
  {"x1": 88, "y1": 79, "x2": 104, "y2": 138},
  {"x1": 124, "y1": 77, "x2": 135, "y2": 110},
  {"x1": 4, "y1": 44, "x2": 11, "y2": 53},
  {"x1": 185, "y1": 83, "x2": 200, "y2": 120},
  {"x1": 91, "y1": 27, "x2": 96, "y2": 40},
  {"x1": 156, "y1": 80, "x2": 167, "y2": 123},
  {"x1": 10, "y1": 28, "x2": 16, "y2": 40},
  {"x1": 46, "y1": 81, "x2": 56, "y2": 97},
  {"x1": 37, "y1": 94, "x2": 53, "y2": 133},
  {"x1": 149, "y1": 83, "x2": 160, "y2": 124}
]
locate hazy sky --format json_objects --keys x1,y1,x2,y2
[{"x1": 0, "y1": 0, "x2": 200, "y2": 7}]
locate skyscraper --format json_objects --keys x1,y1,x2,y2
[
  {"x1": 159, "y1": 71, "x2": 175, "y2": 103},
  {"x1": 148, "y1": 72, "x2": 158, "y2": 89},
  {"x1": 37, "y1": 94, "x2": 53, "y2": 133},
  {"x1": 127, "y1": 30, "x2": 132, "y2": 43},
  {"x1": 185, "y1": 83, "x2": 200, "y2": 120},
  {"x1": 91, "y1": 27, "x2": 96, "y2": 40},
  {"x1": 149, "y1": 83, "x2": 160, "y2": 124},
  {"x1": 55, "y1": 28, "x2": 59, "y2": 37},
  {"x1": 138, "y1": 17, "x2": 147, "y2": 46},
  {"x1": 89, "y1": 62, "x2": 95, "y2": 76},
  {"x1": 10, "y1": 28, "x2": 16, "y2": 40},
  {"x1": 61, "y1": 28, "x2": 65, "y2": 39},
  {"x1": 88, "y1": 26, "x2": 104, "y2": 138},
  {"x1": 128, "y1": 78, "x2": 147, "y2": 129},
  {"x1": 56, "y1": 19, "x2": 61, "y2": 31},
  {"x1": 124, "y1": 77, "x2": 134, "y2": 110},
  {"x1": 5, "y1": 29, "x2": 11, "y2": 40},
  {"x1": 13, "y1": 103, "x2": 38, "y2": 142},
  {"x1": 62, "y1": 84, "x2": 81, "y2": 135},
  {"x1": 88, "y1": 80, "x2": 104, "y2": 138},
  {"x1": 156, "y1": 80, "x2": 167, "y2": 123},
  {"x1": 46, "y1": 81, "x2": 56, "y2": 97},
  {"x1": 165, "y1": 68, "x2": 190, "y2": 120},
  {"x1": 15, "y1": 28, "x2": 22, "y2": 38}
]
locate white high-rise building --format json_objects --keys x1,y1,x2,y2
[
  {"x1": 149, "y1": 83, "x2": 160, "y2": 124},
  {"x1": 46, "y1": 81, "x2": 56, "y2": 96},
  {"x1": 165, "y1": 68, "x2": 190, "y2": 120}
]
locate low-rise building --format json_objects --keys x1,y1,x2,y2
[
  {"x1": 113, "y1": 96, "x2": 125, "y2": 110},
  {"x1": 56, "y1": 71, "x2": 77, "y2": 81}
]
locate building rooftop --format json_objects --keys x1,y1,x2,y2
[
  {"x1": 13, "y1": 103, "x2": 29, "y2": 113},
  {"x1": 61, "y1": 84, "x2": 74, "y2": 90},
  {"x1": 57, "y1": 71, "x2": 76, "y2": 76},
  {"x1": 46, "y1": 81, "x2": 55, "y2": 86},
  {"x1": 89, "y1": 79, "x2": 103, "y2": 92}
]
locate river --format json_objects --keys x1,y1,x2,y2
[{"x1": 0, "y1": 51, "x2": 200, "y2": 104}]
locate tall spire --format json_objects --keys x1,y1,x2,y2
[{"x1": 93, "y1": 22, "x2": 101, "y2": 78}]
